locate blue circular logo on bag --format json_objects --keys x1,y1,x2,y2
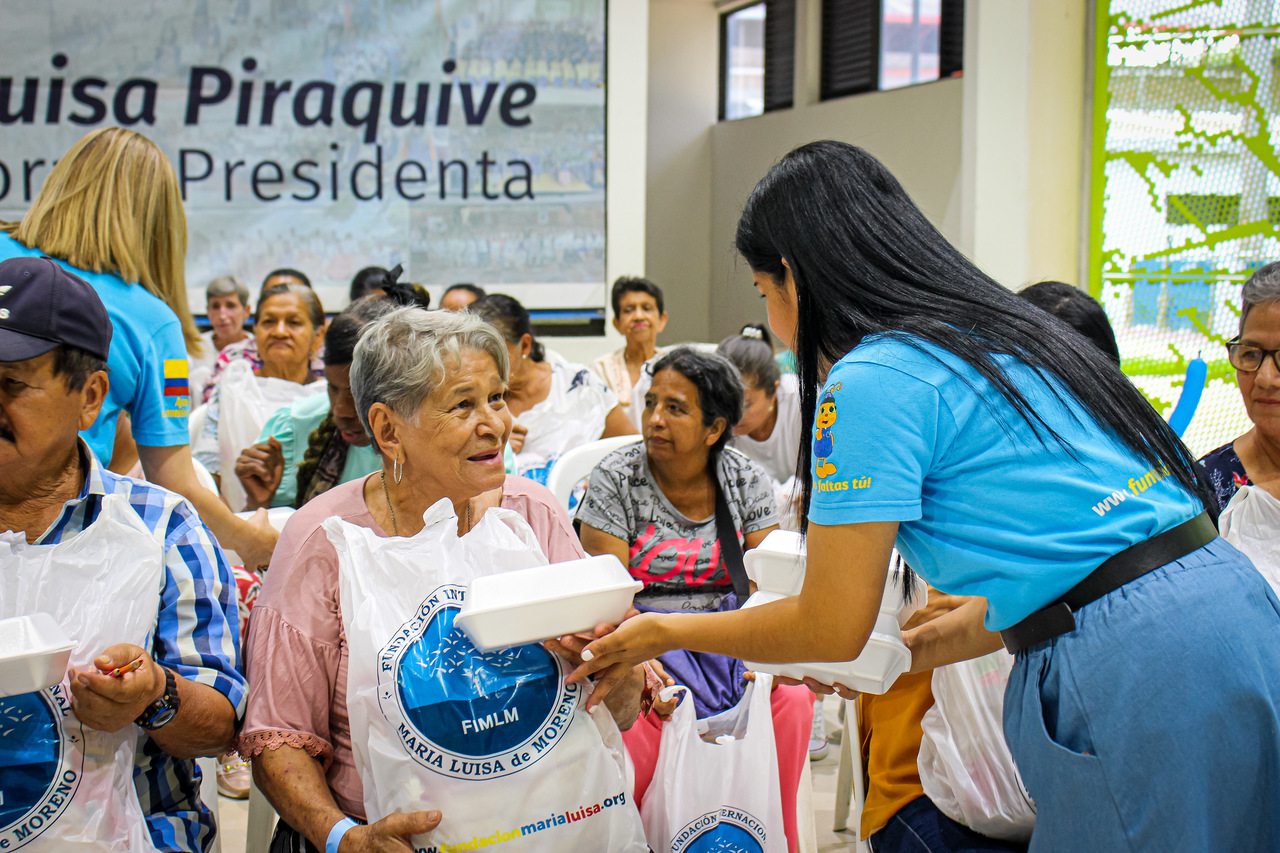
[
  {"x1": 671, "y1": 808, "x2": 768, "y2": 853},
  {"x1": 378, "y1": 584, "x2": 581, "y2": 780},
  {"x1": 0, "y1": 686, "x2": 84, "y2": 848}
]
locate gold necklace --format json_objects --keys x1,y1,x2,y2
[{"x1": 381, "y1": 471, "x2": 473, "y2": 536}]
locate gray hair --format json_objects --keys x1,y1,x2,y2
[
  {"x1": 351, "y1": 307, "x2": 510, "y2": 441},
  {"x1": 206, "y1": 274, "x2": 249, "y2": 307},
  {"x1": 1241, "y1": 262, "x2": 1280, "y2": 334}
]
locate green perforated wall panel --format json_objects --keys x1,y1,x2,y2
[{"x1": 1088, "y1": 0, "x2": 1280, "y2": 456}]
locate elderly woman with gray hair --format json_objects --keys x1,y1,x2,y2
[
  {"x1": 239, "y1": 307, "x2": 646, "y2": 852},
  {"x1": 1201, "y1": 262, "x2": 1280, "y2": 508}
]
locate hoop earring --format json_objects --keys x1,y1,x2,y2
[{"x1": 393, "y1": 455, "x2": 403, "y2": 484}]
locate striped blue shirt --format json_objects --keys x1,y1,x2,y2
[{"x1": 37, "y1": 444, "x2": 246, "y2": 852}]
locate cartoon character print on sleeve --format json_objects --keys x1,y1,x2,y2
[{"x1": 814, "y1": 383, "x2": 839, "y2": 479}]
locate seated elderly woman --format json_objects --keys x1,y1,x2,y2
[
  {"x1": 239, "y1": 308, "x2": 647, "y2": 852},
  {"x1": 235, "y1": 290, "x2": 518, "y2": 511},
  {"x1": 1202, "y1": 262, "x2": 1280, "y2": 508},
  {"x1": 234, "y1": 288, "x2": 426, "y2": 511},
  {"x1": 575, "y1": 347, "x2": 812, "y2": 853},
  {"x1": 194, "y1": 282, "x2": 325, "y2": 508},
  {"x1": 1200, "y1": 262, "x2": 1280, "y2": 588},
  {"x1": 202, "y1": 274, "x2": 325, "y2": 403},
  {"x1": 472, "y1": 293, "x2": 636, "y2": 484}
]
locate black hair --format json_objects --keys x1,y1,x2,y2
[
  {"x1": 347, "y1": 264, "x2": 429, "y2": 309},
  {"x1": 471, "y1": 293, "x2": 545, "y2": 362},
  {"x1": 718, "y1": 324, "x2": 781, "y2": 393},
  {"x1": 262, "y1": 267, "x2": 312, "y2": 290},
  {"x1": 321, "y1": 292, "x2": 423, "y2": 367},
  {"x1": 734, "y1": 141, "x2": 1213, "y2": 533},
  {"x1": 649, "y1": 347, "x2": 743, "y2": 455},
  {"x1": 349, "y1": 266, "x2": 390, "y2": 302},
  {"x1": 257, "y1": 282, "x2": 325, "y2": 330},
  {"x1": 51, "y1": 344, "x2": 107, "y2": 390},
  {"x1": 611, "y1": 276, "x2": 665, "y2": 317},
  {"x1": 444, "y1": 283, "x2": 487, "y2": 301},
  {"x1": 1018, "y1": 281, "x2": 1121, "y2": 365}
]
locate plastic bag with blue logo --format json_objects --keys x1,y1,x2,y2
[
  {"x1": 0, "y1": 494, "x2": 165, "y2": 851},
  {"x1": 326, "y1": 498, "x2": 647, "y2": 853},
  {"x1": 640, "y1": 676, "x2": 787, "y2": 853}
]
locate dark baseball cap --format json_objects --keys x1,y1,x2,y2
[{"x1": 0, "y1": 256, "x2": 112, "y2": 363}]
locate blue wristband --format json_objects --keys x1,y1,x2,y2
[{"x1": 326, "y1": 817, "x2": 357, "y2": 853}]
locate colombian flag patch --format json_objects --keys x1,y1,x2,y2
[{"x1": 163, "y1": 359, "x2": 190, "y2": 418}]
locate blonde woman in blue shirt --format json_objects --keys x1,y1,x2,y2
[{"x1": 574, "y1": 141, "x2": 1280, "y2": 851}]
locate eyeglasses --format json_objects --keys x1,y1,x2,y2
[{"x1": 1225, "y1": 340, "x2": 1280, "y2": 373}]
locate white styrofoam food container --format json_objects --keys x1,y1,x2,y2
[
  {"x1": 746, "y1": 529, "x2": 925, "y2": 627},
  {"x1": 740, "y1": 591, "x2": 913, "y2": 695},
  {"x1": 226, "y1": 508, "x2": 297, "y2": 565},
  {"x1": 0, "y1": 613, "x2": 77, "y2": 698},
  {"x1": 455, "y1": 554, "x2": 644, "y2": 652},
  {"x1": 234, "y1": 507, "x2": 295, "y2": 532},
  {"x1": 744, "y1": 529, "x2": 806, "y2": 596}
]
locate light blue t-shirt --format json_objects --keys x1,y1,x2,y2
[
  {"x1": 0, "y1": 234, "x2": 190, "y2": 463},
  {"x1": 255, "y1": 393, "x2": 382, "y2": 508},
  {"x1": 808, "y1": 334, "x2": 1202, "y2": 630}
]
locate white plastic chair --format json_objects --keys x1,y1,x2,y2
[
  {"x1": 544, "y1": 435, "x2": 642, "y2": 512},
  {"x1": 191, "y1": 457, "x2": 219, "y2": 497},
  {"x1": 246, "y1": 774, "x2": 279, "y2": 853},
  {"x1": 832, "y1": 698, "x2": 872, "y2": 852},
  {"x1": 188, "y1": 403, "x2": 209, "y2": 445},
  {"x1": 196, "y1": 756, "x2": 222, "y2": 853}
]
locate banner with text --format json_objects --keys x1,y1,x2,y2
[{"x1": 0, "y1": 0, "x2": 606, "y2": 312}]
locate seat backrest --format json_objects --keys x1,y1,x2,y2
[
  {"x1": 188, "y1": 403, "x2": 209, "y2": 445},
  {"x1": 544, "y1": 435, "x2": 642, "y2": 512}
]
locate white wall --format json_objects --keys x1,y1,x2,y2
[
  {"x1": 644, "y1": 0, "x2": 720, "y2": 346},
  {"x1": 569, "y1": 0, "x2": 1089, "y2": 358},
  {"x1": 708, "y1": 77, "x2": 966, "y2": 340},
  {"x1": 962, "y1": 0, "x2": 1087, "y2": 291}
]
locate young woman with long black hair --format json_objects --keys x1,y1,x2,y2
[{"x1": 573, "y1": 141, "x2": 1280, "y2": 850}]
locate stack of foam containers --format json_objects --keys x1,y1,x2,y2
[{"x1": 740, "y1": 530, "x2": 915, "y2": 694}]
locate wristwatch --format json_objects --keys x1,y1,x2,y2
[{"x1": 135, "y1": 666, "x2": 181, "y2": 731}]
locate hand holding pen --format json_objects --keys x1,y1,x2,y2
[{"x1": 68, "y1": 643, "x2": 166, "y2": 733}]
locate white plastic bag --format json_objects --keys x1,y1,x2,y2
[
  {"x1": 217, "y1": 359, "x2": 324, "y2": 511},
  {"x1": 327, "y1": 500, "x2": 647, "y2": 852},
  {"x1": 514, "y1": 363, "x2": 615, "y2": 484},
  {"x1": 917, "y1": 650, "x2": 1035, "y2": 843},
  {"x1": 1219, "y1": 484, "x2": 1280, "y2": 594},
  {"x1": 0, "y1": 495, "x2": 166, "y2": 851},
  {"x1": 641, "y1": 677, "x2": 787, "y2": 853}
]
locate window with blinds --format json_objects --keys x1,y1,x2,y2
[
  {"x1": 820, "y1": 0, "x2": 962, "y2": 101},
  {"x1": 719, "y1": 0, "x2": 796, "y2": 120}
]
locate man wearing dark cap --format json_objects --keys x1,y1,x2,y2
[{"x1": 0, "y1": 256, "x2": 244, "y2": 852}]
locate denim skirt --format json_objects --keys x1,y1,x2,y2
[{"x1": 1003, "y1": 537, "x2": 1280, "y2": 852}]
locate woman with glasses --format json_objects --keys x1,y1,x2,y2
[{"x1": 1201, "y1": 262, "x2": 1280, "y2": 509}]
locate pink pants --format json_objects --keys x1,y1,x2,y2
[{"x1": 622, "y1": 684, "x2": 813, "y2": 853}]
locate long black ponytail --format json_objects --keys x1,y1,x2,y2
[{"x1": 735, "y1": 141, "x2": 1213, "y2": 531}]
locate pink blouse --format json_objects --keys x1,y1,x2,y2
[{"x1": 238, "y1": 474, "x2": 587, "y2": 819}]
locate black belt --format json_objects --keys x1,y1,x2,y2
[{"x1": 1000, "y1": 512, "x2": 1217, "y2": 654}]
